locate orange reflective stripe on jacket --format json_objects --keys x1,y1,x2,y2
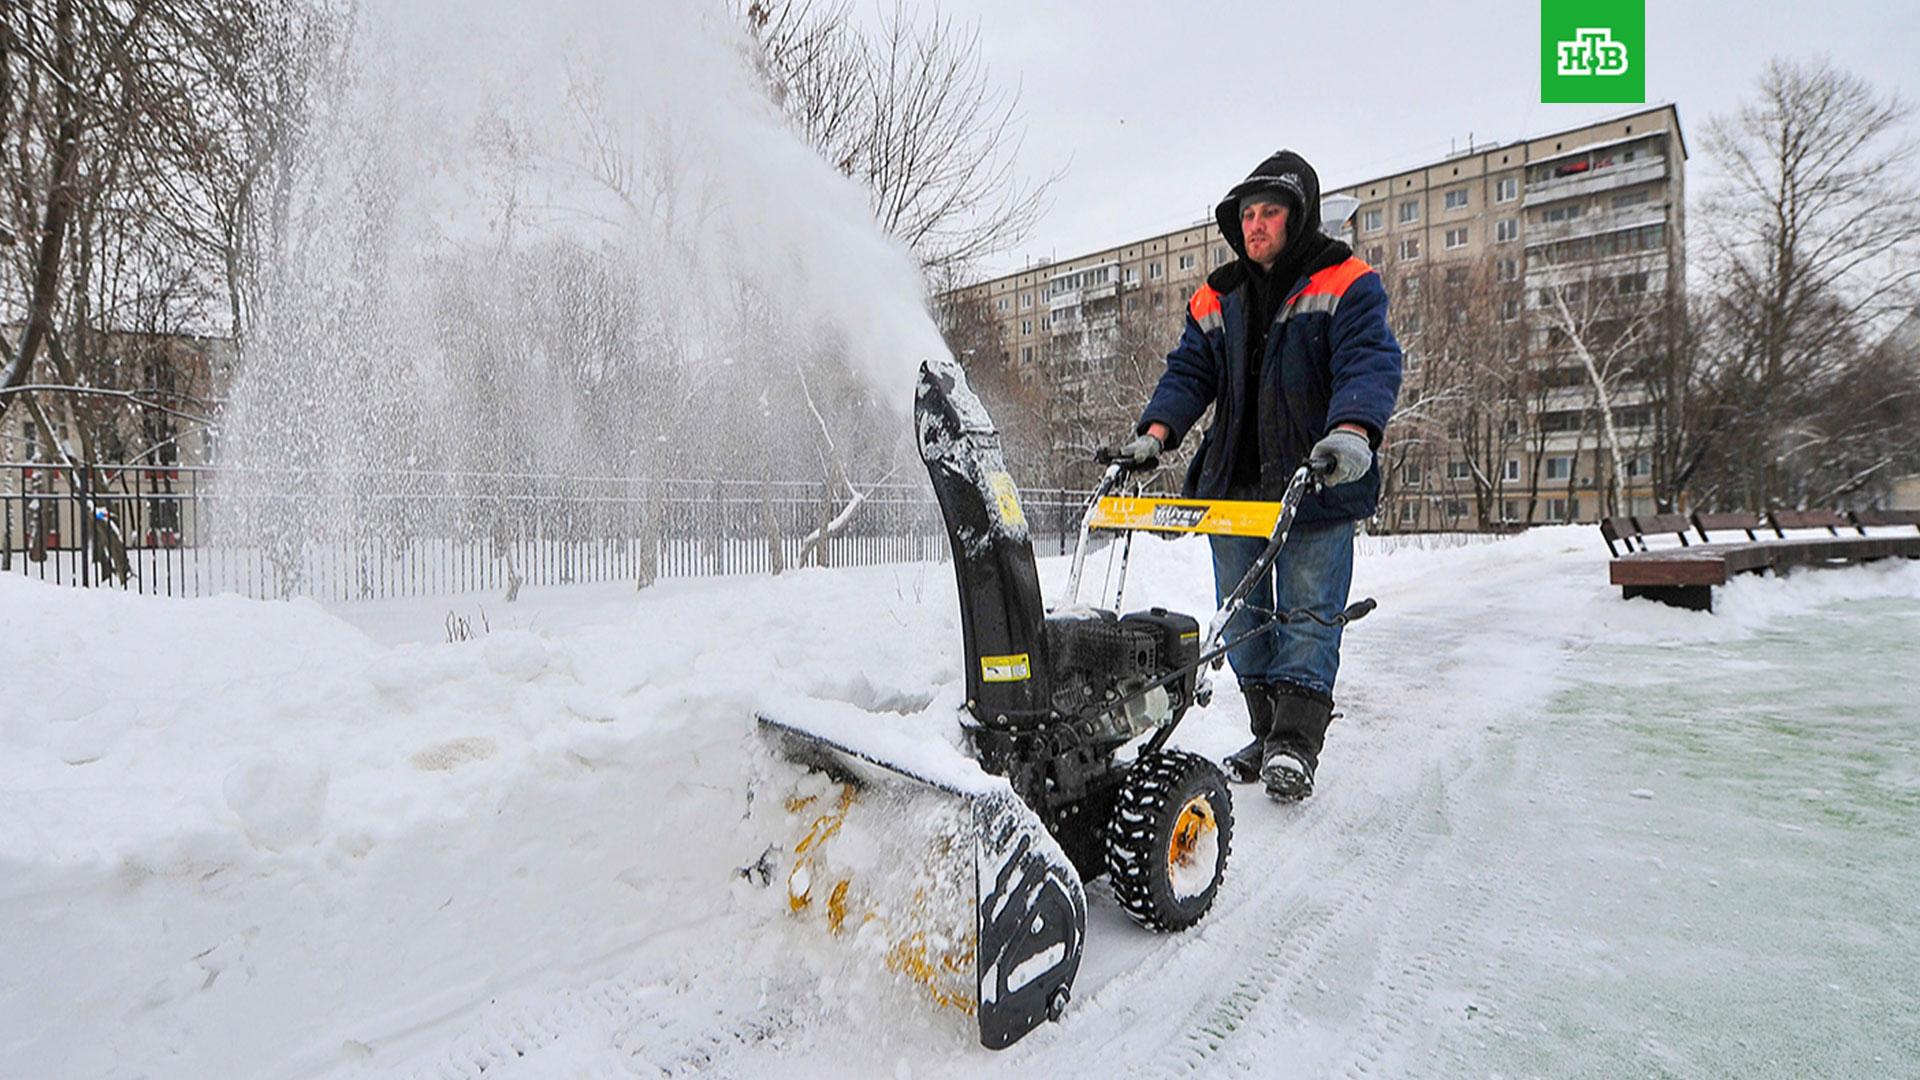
[
  {"x1": 1282, "y1": 256, "x2": 1375, "y2": 320},
  {"x1": 1292, "y1": 256, "x2": 1373, "y2": 302},
  {"x1": 1188, "y1": 284, "x2": 1224, "y2": 332}
]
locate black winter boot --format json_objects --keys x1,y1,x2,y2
[
  {"x1": 1260, "y1": 684, "x2": 1334, "y2": 802},
  {"x1": 1223, "y1": 685, "x2": 1275, "y2": 783}
]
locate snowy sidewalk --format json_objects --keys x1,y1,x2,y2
[{"x1": 3, "y1": 529, "x2": 1916, "y2": 1078}]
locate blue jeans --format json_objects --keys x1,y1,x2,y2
[{"x1": 1208, "y1": 519, "x2": 1355, "y2": 699}]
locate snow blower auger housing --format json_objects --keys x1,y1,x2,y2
[{"x1": 757, "y1": 355, "x2": 1376, "y2": 1050}]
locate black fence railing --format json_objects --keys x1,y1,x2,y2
[
  {"x1": 1, "y1": 463, "x2": 1104, "y2": 601},
  {"x1": 3, "y1": 463, "x2": 1506, "y2": 603}
]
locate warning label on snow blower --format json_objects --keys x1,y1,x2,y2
[{"x1": 980, "y1": 652, "x2": 1032, "y2": 682}]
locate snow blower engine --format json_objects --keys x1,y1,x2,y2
[{"x1": 759, "y1": 355, "x2": 1375, "y2": 1050}]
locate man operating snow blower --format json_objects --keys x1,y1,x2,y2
[{"x1": 1117, "y1": 150, "x2": 1403, "y2": 802}]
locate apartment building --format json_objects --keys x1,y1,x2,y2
[
  {"x1": 944, "y1": 104, "x2": 1687, "y2": 528},
  {"x1": 1337, "y1": 104, "x2": 1685, "y2": 529}
]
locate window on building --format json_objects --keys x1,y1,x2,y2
[
  {"x1": 1148, "y1": 260, "x2": 1163, "y2": 279},
  {"x1": 1612, "y1": 189, "x2": 1651, "y2": 210},
  {"x1": 1362, "y1": 208, "x2": 1383, "y2": 232},
  {"x1": 1404, "y1": 275, "x2": 1422, "y2": 297},
  {"x1": 1402, "y1": 463, "x2": 1422, "y2": 487},
  {"x1": 1126, "y1": 297, "x2": 1139, "y2": 312},
  {"x1": 1446, "y1": 500, "x2": 1468, "y2": 519},
  {"x1": 1214, "y1": 246, "x2": 1232, "y2": 267},
  {"x1": 1020, "y1": 345, "x2": 1033, "y2": 364},
  {"x1": 1504, "y1": 417, "x2": 1520, "y2": 436},
  {"x1": 1404, "y1": 350, "x2": 1422, "y2": 372},
  {"x1": 1444, "y1": 227, "x2": 1468, "y2": 250},
  {"x1": 1496, "y1": 257, "x2": 1519, "y2": 281},
  {"x1": 1020, "y1": 318, "x2": 1033, "y2": 335},
  {"x1": 1540, "y1": 203, "x2": 1584, "y2": 223},
  {"x1": 1020, "y1": 292, "x2": 1033, "y2": 309},
  {"x1": 1545, "y1": 455, "x2": 1573, "y2": 481},
  {"x1": 1444, "y1": 188, "x2": 1468, "y2": 211},
  {"x1": 1447, "y1": 460, "x2": 1473, "y2": 480},
  {"x1": 1502, "y1": 499, "x2": 1520, "y2": 521},
  {"x1": 1541, "y1": 410, "x2": 1584, "y2": 433},
  {"x1": 1501, "y1": 297, "x2": 1521, "y2": 321},
  {"x1": 996, "y1": 297, "x2": 1010, "y2": 312},
  {"x1": 1399, "y1": 237, "x2": 1421, "y2": 261},
  {"x1": 1546, "y1": 497, "x2": 1577, "y2": 522},
  {"x1": 1614, "y1": 405, "x2": 1651, "y2": 429},
  {"x1": 1399, "y1": 199, "x2": 1421, "y2": 224},
  {"x1": 1444, "y1": 267, "x2": 1467, "y2": 286},
  {"x1": 1496, "y1": 218, "x2": 1519, "y2": 243},
  {"x1": 1627, "y1": 453, "x2": 1652, "y2": 477},
  {"x1": 1398, "y1": 310, "x2": 1421, "y2": 335},
  {"x1": 1503, "y1": 459, "x2": 1521, "y2": 482},
  {"x1": 1366, "y1": 245, "x2": 1385, "y2": 264},
  {"x1": 1400, "y1": 502, "x2": 1419, "y2": 526},
  {"x1": 1041, "y1": 315, "x2": 1050, "y2": 330},
  {"x1": 1177, "y1": 253, "x2": 1196, "y2": 271},
  {"x1": 1495, "y1": 177, "x2": 1518, "y2": 202}
]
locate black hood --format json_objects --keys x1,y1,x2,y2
[
  {"x1": 1214, "y1": 149, "x2": 1322, "y2": 261},
  {"x1": 1207, "y1": 149, "x2": 1346, "y2": 296}
]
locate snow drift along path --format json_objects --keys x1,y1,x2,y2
[{"x1": 3, "y1": 528, "x2": 1917, "y2": 1078}]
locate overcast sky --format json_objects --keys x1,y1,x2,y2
[{"x1": 911, "y1": 0, "x2": 1919, "y2": 278}]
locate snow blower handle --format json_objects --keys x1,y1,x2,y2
[{"x1": 1097, "y1": 434, "x2": 1163, "y2": 474}]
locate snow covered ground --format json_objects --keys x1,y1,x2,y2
[{"x1": 3, "y1": 528, "x2": 1917, "y2": 1078}]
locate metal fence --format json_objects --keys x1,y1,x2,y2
[
  {"x1": 0, "y1": 463, "x2": 1109, "y2": 601},
  {"x1": 3, "y1": 463, "x2": 1512, "y2": 603}
]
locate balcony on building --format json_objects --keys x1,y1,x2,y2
[
  {"x1": 1523, "y1": 133, "x2": 1671, "y2": 207},
  {"x1": 1525, "y1": 201, "x2": 1668, "y2": 247},
  {"x1": 1047, "y1": 261, "x2": 1120, "y2": 313}
]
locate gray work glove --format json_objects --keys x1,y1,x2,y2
[
  {"x1": 1310, "y1": 428, "x2": 1372, "y2": 486},
  {"x1": 1115, "y1": 432, "x2": 1163, "y2": 468}
]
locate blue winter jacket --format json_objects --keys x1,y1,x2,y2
[{"x1": 1137, "y1": 257, "x2": 1403, "y2": 525}]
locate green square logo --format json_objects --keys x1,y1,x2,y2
[{"x1": 1542, "y1": 0, "x2": 1645, "y2": 103}]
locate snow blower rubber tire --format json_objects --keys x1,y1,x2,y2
[{"x1": 1104, "y1": 750, "x2": 1233, "y2": 932}]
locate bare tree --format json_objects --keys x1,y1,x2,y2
[
  {"x1": 1, "y1": 0, "x2": 338, "y2": 579},
  {"x1": 1533, "y1": 254, "x2": 1670, "y2": 518},
  {"x1": 1703, "y1": 56, "x2": 1920, "y2": 506},
  {"x1": 1407, "y1": 256, "x2": 1531, "y2": 530},
  {"x1": 739, "y1": 0, "x2": 1054, "y2": 279}
]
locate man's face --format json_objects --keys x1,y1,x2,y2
[{"x1": 1241, "y1": 200, "x2": 1290, "y2": 268}]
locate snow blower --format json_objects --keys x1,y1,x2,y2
[{"x1": 757, "y1": 355, "x2": 1376, "y2": 1049}]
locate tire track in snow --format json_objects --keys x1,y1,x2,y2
[
  {"x1": 1123, "y1": 555, "x2": 1582, "y2": 1078},
  {"x1": 1143, "y1": 776, "x2": 1440, "y2": 1076}
]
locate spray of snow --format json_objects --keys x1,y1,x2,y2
[{"x1": 215, "y1": 0, "x2": 949, "y2": 556}]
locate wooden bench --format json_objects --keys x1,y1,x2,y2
[{"x1": 1600, "y1": 509, "x2": 1920, "y2": 610}]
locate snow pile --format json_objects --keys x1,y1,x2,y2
[{"x1": 0, "y1": 561, "x2": 981, "y2": 1078}]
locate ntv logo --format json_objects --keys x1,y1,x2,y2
[
  {"x1": 1556, "y1": 28, "x2": 1629, "y2": 77},
  {"x1": 1541, "y1": 1, "x2": 1642, "y2": 102}
]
